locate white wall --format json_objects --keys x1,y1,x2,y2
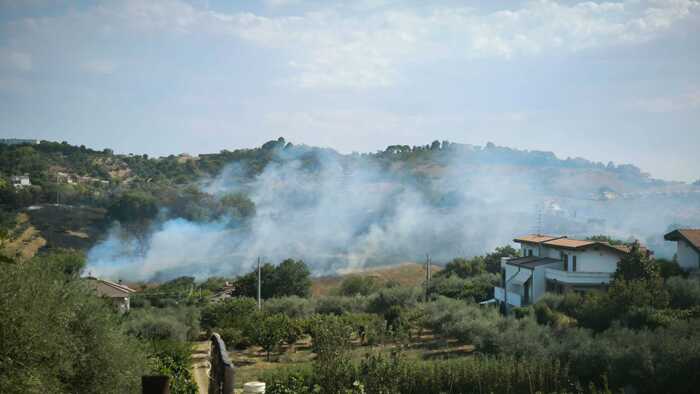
[
  {"x1": 677, "y1": 240, "x2": 700, "y2": 270},
  {"x1": 532, "y1": 261, "x2": 562, "y2": 302},
  {"x1": 539, "y1": 246, "x2": 619, "y2": 273}
]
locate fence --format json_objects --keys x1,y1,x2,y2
[{"x1": 208, "y1": 333, "x2": 235, "y2": 394}]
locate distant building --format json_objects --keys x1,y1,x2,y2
[
  {"x1": 0, "y1": 138, "x2": 39, "y2": 146},
  {"x1": 85, "y1": 277, "x2": 135, "y2": 313},
  {"x1": 664, "y1": 229, "x2": 700, "y2": 271},
  {"x1": 495, "y1": 234, "x2": 649, "y2": 308},
  {"x1": 10, "y1": 175, "x2": 31, "y2": 188}
]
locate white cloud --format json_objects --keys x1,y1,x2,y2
[
  {"x1": 630, "y1": 89, "x2": 700, "y2": 113},
  {"x1": 1, "y1": 0, "x2": 698, "y2": 89},
  {"x1": 209, "y1": 0, "x2": 700, "y2": 88}
]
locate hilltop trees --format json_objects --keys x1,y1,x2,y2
[{"x1": 233, "y1": 259, "x2": 311, "y2": 299}]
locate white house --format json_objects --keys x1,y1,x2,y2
[
  {"x1": 494, "y1": 234, "x2": 646, "y2": 308},
  {"x1": 86, "y1": 277, "x2": 135, "y2": 313},
  {"x1": 664, "y1": 229, "x2": 700, "y2": 271},
  {"x1": 10, "y1": 175, "x2": 31, "y2": 188}
]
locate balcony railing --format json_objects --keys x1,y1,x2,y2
[
  {"x1": 494, "y1": 286, "x2": 522, "y2": 307},
  {"x1": 545, "y1": 268, "x2": 612, "y2": 285}
]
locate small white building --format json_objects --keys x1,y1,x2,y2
[
  {"x1": 10, "y1": 175, "x2": 31, "y2": 188},
  {"x1": 86, "y1": 277, "x2": 135, "y2": 313},
  {"x1": 494, "y1": 234, "x2": 645, "y2": 308},
  {"x1": 664, "y1": 229, "x2": 700, "y2": 271}
]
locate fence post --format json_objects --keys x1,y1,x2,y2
[
  {"x1": 209, "y1": 333, "x2": 235, "y2": 394},
  {"x1": 142, "y1": 375, "x2": 170, "y2": 394}
]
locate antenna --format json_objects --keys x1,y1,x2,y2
[{"x1": 535, "y1": 202, "x2": 543, "y2": 235}]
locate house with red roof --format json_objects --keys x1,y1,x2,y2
[
  {"x1": 664, "y1": 229, "x2": 700, "y2": 271},
  {"x1": 494, "y1": 234, "x2": 649, "y2": 309}
]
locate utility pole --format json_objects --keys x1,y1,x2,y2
[
  {"x1": 56, "y1": 173, "x2": 60, "y2": 206},
  {"x1": 425, "y1": 254, "x2": 432, "y2": 302},
  {"x1": 257, "y1": 257, "x2": 262, "y2": 310}
]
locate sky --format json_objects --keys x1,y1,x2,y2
[{"x1": 0, "y1": 0, "x2": 698, "y2": 181}]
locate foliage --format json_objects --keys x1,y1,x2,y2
[
  {"x1": 666, "y1": 276, "x2": 700, "y2": 309},
  {"x1": 264, "y1": 295, "x2": 315, "y2": 318},
  {"x1": 252, "y1": 313, "x2": 289, "y2": 361},
  {"x1": 263, "y1": 353, "x2": 581, "y2": 394},
  {"x1": 0, "y1": 252, "x2": 147, "y2": 394},
  {"x1": 586, "y1": 235, "x2": 625, "y2": 245},
  {"x1": 613, "y1": 241, "x2": 658, "y2": 282},
  {"x1": 233, "y1": 259, "x2": 312, "y2": 299},
  {"x1": 427, "y1": 273, "x2": 499, "y2": 302},
  {"x1": 147, "y1": 341, "x2": 198, "y2": 394},
  {"x1": 339, "y1": 275, "x2": 379, "y2": 296}
]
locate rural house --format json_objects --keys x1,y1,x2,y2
[
  {"x1": 664, "y1": 229, "x2": 700, "y2": 271},
  {"x1": 86, "y1": 277, "x2": 135, "y2": 313},
  {"x1": 494, "y1": 234, "x2": 648, "y2": 308},
  {"x1": 10, "y1": 175, "x2": 31, "y2": 188}
]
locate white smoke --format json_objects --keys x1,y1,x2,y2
[{"x1": 86, "y1": 144, "x2": 700, "y2": 281}]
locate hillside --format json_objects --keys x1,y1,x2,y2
[
  {"x1": 1, "y1": 138, "x2": 699, "y2": 280},
  {"x1": 311, "y1": 262, "x2": 443, "y2": 297}
]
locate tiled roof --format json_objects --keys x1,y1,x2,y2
[
  {"x1": 542, "y1": 238, "x2": 596, "y2": 249},
  {"x1": 86, "y1": 277, "x2": 135, "y2": 298},
  {"x1": 514, "y1": 234, "x2": 646, "y2": 255},
  {"x1": 665, "y1": 229, "x2": 700, "y2": 252},
  {"x1": 513, "y1": 234, "x2": 561, "y2": 244}
]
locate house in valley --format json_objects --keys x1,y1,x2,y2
[
  {"x1": 494, "y1": 234, "x2": 648, "y2": 309},
  {"x1": 86, "y1": 277, "x2": 135, "y2": 313},
  {"x1": 664, "y1": 229, "x2": 700, "y2": 271}
]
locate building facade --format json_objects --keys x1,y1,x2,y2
[
  {"x1": 664, "y1": 229, "x2": 700, "y2": 271},
  {"x1": 495, "y1": 234, "x2": 642, "y2": 308}
]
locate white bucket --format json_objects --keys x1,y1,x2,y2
[{"x1": 243, "y1": 381, "x2": 266, "y2": 393}]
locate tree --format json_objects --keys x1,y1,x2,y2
[
  {"x1": 438, "y1": 257, "x2": 486, "y2": 278},
  {"x1": 0, "y1": 252, "x2": 147, "y2": 394},
  {"x1": 252, "y1": 313, "x2": 288, "y2": 361},
  {"x1": 272, "y1": 259, "x2": 312, "y2": 298},
  {"x1": 613, "y1": 242, "x2": 658, "y2": 282},
  {"x1": 283, "y1": 317, "x2": 304, "y2": 352},
  {"x1": 339, "y1": 275, "x2": 378, "y2": 296}
]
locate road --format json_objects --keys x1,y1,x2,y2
[{"x1": 191, "y1": 341, "x2": 210, "y2": 394}]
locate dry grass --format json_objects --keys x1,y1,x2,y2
[
  {"x1": 0, "y1": 213, "x2": 46, "y2": 261},
  {"x1": 311, "y1": 262, "x2": 442, "y2": 297}
]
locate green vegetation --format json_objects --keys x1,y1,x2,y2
[{"x1": 0, "y1": 250, "x2": 200, "y2": 394}]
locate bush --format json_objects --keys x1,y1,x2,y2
[
  {"x1": 666, "y1": 276, "x2": 700, "y2": 309},
  {"x1": 339, "y1": 275, "x2": 379, "y2": 296},
  {"x1": 315, "y1": 295, "x2": 369, "y2": 315},
  {"x1": 264, "y1": 296, "x2": 314, "y2": 318}
]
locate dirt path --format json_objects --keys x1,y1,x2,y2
[{"x1": 191, "y1": 341, "x2": 210, "y2": 394}]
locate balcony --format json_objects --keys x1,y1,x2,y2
[
  {"x1": 545, "y1": 268, "x2": 612, "y2": 285},
  {"x1": 494, "y1": 286, "x2": 522, "y2": 307}
]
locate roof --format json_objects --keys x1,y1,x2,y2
[
  {"x1": 665, "y1": 229, "x2": 700, "y2": 253},
  {"x1": 542, "y1": 238, "x2": 596, "y2": 249},
  {"x1": 513, "y1": 235, "x2": 561, "y2": 244},
  {"x1": 86, "y1": 277, "x2": 135, "y2": 298},
  {"x1": 505, "y1": 256, "x2": 562, "y2": 269},
  {"x1": 514, "y1": 234, "x2": 647, "y2": 255}
]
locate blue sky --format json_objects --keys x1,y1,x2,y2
[{"x1": 0, "y1": 0, "x2": 698, "y2": 181}]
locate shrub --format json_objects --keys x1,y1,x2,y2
[
  {"x1": 264, "y1": 296, "x2": 314, "y2": 318},
  {"x1": 666, "y1": 276, "x2": 700, "y2": 309},
  {"x1": 339, "y1": 275, "x2": 379, "y2": 296}
]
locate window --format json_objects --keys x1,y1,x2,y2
[
  {"x1": 572, "y1": 256, "x2": 577, "y2": 272},
  {"x1": 527, "y1": 249, "x2": 533, "y2": 257},
  {"x1": 562, "y1": 253, "x2": 568, "y2": 271}
]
